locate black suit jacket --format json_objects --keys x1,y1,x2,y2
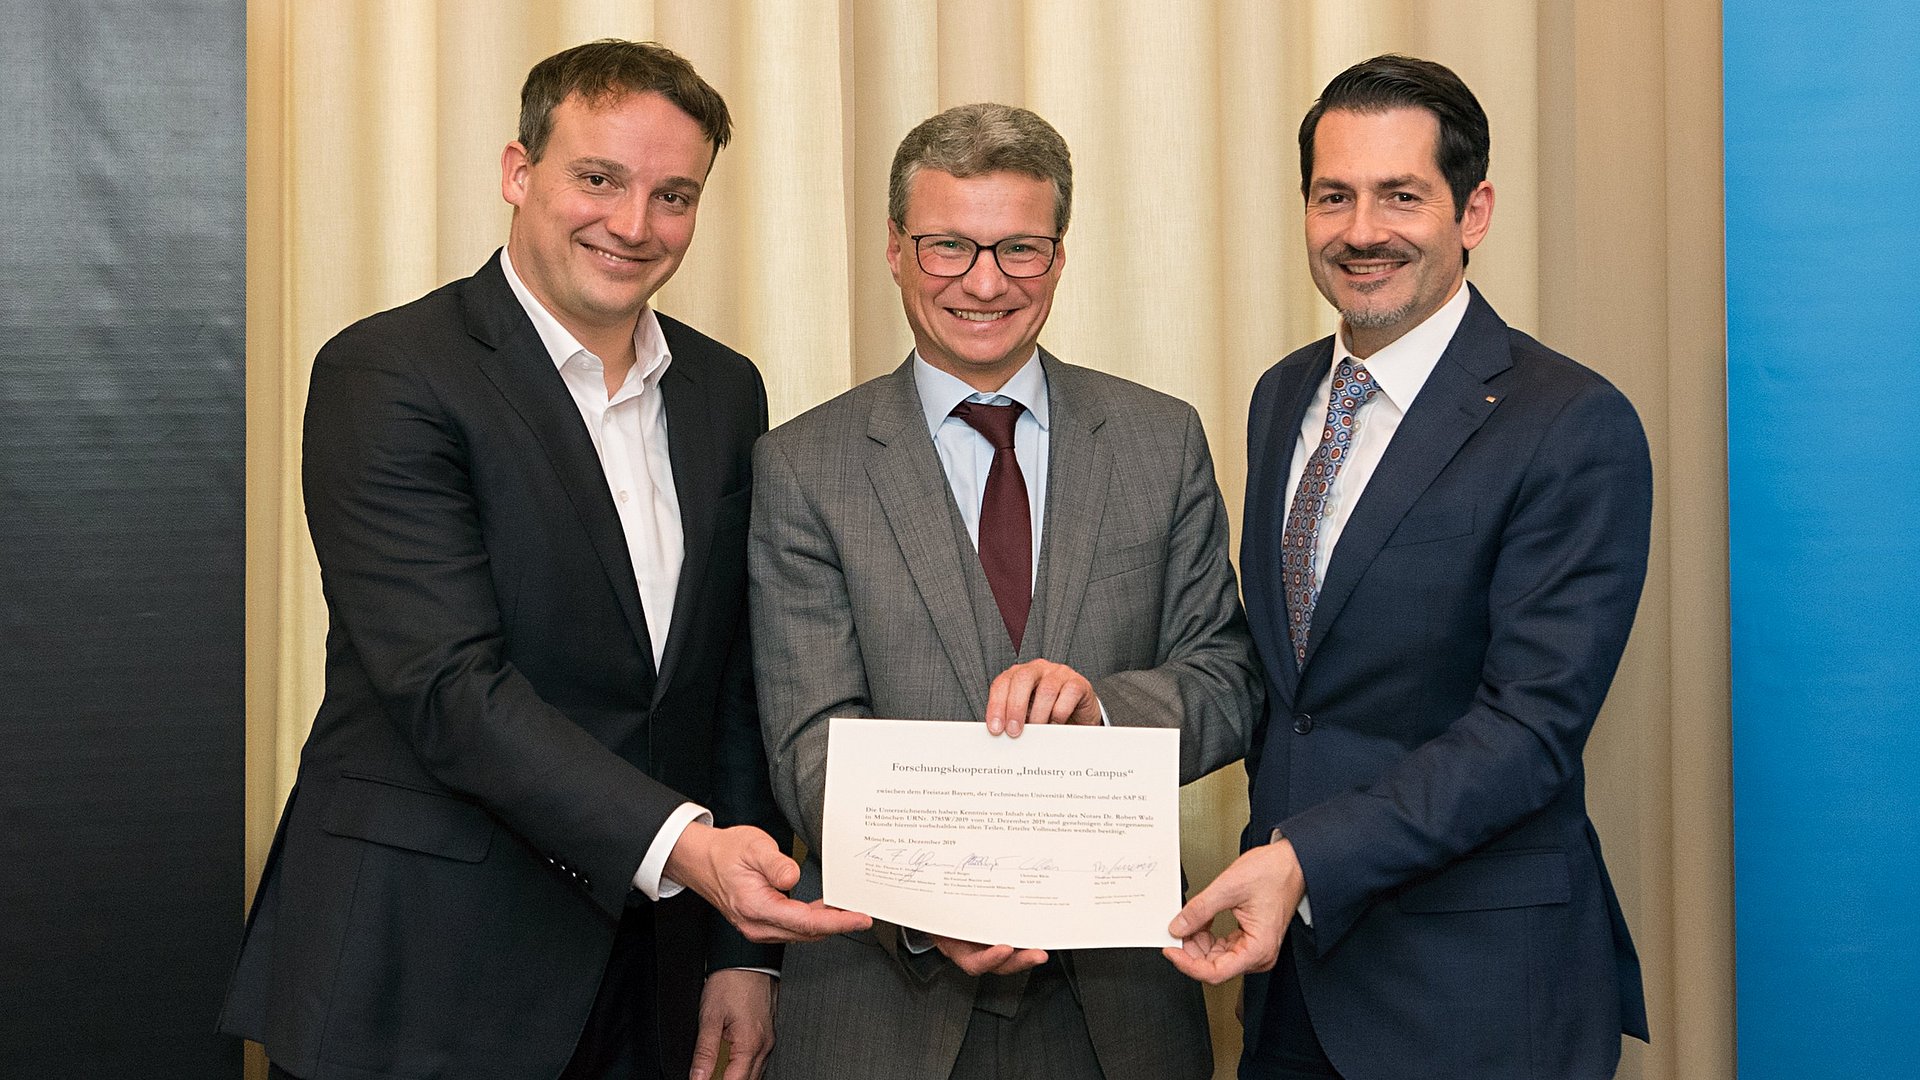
[
  {"x1": 1240, "y1": 287, "x2": 1652, "y2": 1080},
  {"x1": 220, "y1": 253, "x2": 781, "y2": 1080}
]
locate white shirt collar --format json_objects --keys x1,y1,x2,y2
[
  {"x1": 913, "y1": 350, "x2": 1051, "y2": 438},
  {"x1": 500, "y1": 247, "x2": 672, "y2": 387},
  {"x1": 1332, "y1": 279, "x2": 1473, "y2": 411}
]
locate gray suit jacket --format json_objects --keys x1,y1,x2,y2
[{"x1": 750, "y1": 353, "x2": 1259, "y2": 1080}]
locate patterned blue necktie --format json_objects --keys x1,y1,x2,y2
[{"x1": 1280, "y1": 358, "x2": 1380, "y2": 667}]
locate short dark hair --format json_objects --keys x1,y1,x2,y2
[
  {"x1": 889, "y1": 103, "x2": 1074, "y2": 236},
  {"x1": 518, "y1": 39, "x2": 731, "y2": 163},
  {"x1": 1299, "y1": 54, "x2": 1489, "y2": 221}
]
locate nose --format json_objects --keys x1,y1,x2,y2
[
  {"x1": 1341, "y1": 198, "x2": 1390, "y2": 250},
  {"x1": 958, "y1": 246, "x2": 1010, "y2": 299},
  {"x1": 605, "y1": 192, "x2": 653, "y2": 247}
]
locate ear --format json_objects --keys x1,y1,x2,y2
[
  {"x1": 501, "y1": 141, "x2": 532, "y2": 209},
  {"x1": 1459, "y1": 180, "x2": 1494, "y2": 252},
  {"x1": 886, "y1": 220, "x2": 905, "y2": 285}
]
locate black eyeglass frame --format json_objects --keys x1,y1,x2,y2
[{"x1": 906, "y1": 232, "x2": 1062, "y2": 279}]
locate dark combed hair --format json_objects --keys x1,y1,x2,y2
[
  {"x1": 517, "y1": 39, "x2": 731, "y2": 162},
  {"x1": 1298, "y1": 54, "x2": 1489, "y2": 220}
]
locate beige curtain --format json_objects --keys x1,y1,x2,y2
[{"x1": 246, "y1": 2, "x2": 1732, "y2": 1078}]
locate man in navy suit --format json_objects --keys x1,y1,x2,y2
[{"x1": 1167, "y1": 55, "x2": 1652, "y2": 1079}]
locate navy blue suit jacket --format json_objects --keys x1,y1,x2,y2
[{"x1": 1240, "y1": 287, "x2": 1651, "y2": 1079}]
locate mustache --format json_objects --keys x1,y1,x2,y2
[{"x1": 1329, "y1": 244, "x2": 1414, "y2": 263}]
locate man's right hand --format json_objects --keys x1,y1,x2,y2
[{"x1": 667, "y1": 822, "x2": 872, "y2": 943}]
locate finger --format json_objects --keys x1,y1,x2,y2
[
  {"x1": 690, "y1": 1013, "x2": 723, "y2": 1080},
  {"x1": 952, "y1": 943, "x2": 1013, "y2": 976},
  {"x1": 996, "y1": 947, "x2": 1049, "y2": 975},
  {"x1": 1000, "y1": 665, "x2": 1039, "y2": 737},
  {"x1": 746, "y1": 897, "x2": 869, "y2": 943},
  {"x1": 1026, "y1": 669, "x2": 1062, "y2": 728},
  {"x1": 985, "y1": 669, "x2": 1012, "y2": 735},
  {"x1": 1048, "y1": 677, "x2": 1083, "y2": 724},
  {"x1": 732, "y1": 1022, "x2": 773, "y2": 1080}
]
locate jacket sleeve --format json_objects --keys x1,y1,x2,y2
[{"x1": 1090, "y1": 405, "x2": 1263, "y2": 783}]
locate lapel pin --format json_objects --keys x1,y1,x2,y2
[{"x1": 1484, "y1": 395, "x2": 1498, "y2": 404}]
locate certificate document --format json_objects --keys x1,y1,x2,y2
[{"x1": 822, "y1": 716, "x2": 1181, "y2": 949}]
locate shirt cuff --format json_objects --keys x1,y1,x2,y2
[
  {"x1": 634, "y1": 802, "x2": 712, "y2": 899},
  {"x1": 718, "y1": 967, "x2": 782, "y2": 979}
]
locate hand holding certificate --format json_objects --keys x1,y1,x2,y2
[{"x1": 821, "y1": 716, "x2": 1183, "y2": 950}]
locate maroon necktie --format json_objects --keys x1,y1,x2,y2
[{"x1": 951, "y1": 401, "x2": 1032, "y2": 650}]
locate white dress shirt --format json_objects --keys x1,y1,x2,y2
[
  {"x1": 1284, "y1": 281, "x2": 1472, "y2": 582},
  {"x1": 914, "y1": 350, "x2": 1050, "y2": 581},
  {"x1": 1278, "y1": 280, "x2": 1472, "y2": 928},
  {"x1": 500, "y1": 250, "x2": 706, "y2": 903}
]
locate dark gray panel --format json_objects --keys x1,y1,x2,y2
[{"x1": 0, "y1": 1, "x2": 245, "y2": 1075}]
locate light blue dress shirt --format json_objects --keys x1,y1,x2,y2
[{"x1": 913, "y1": 351, "x2": 1049, "y2": 586}]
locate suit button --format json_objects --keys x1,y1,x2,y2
[{"x1": 1292, "y1": 713, "x2": 1314, "y2": 734}]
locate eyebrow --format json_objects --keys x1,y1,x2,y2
[
  {"x1": 1310, "y1": 173, "x2": 1438, "y2": 194},
  {"x1": 568, "y1": 157, "x2": 705, "y2": 194}
]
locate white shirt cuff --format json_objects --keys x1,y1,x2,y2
[{"x1": 634, "y1": 802, "x2": 712, "y2": 899}]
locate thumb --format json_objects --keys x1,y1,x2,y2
[
  {"x1": 1168, "y1": 886, "x2": 1222, "y2": 939},
  {"x1": 743, "y1": 838, "x2": 801, "y2": 892}
]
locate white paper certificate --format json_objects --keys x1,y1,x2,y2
[{"x1": 822, "y1": 716, "x2": 1181, "y2": 949}]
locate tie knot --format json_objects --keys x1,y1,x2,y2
[
  {"x1": 951, "y1": 400, "x2": 1025, "y2": 450},
  {"x1": 1329, "y1": 359, "x2": 1381, "y2": 415}
]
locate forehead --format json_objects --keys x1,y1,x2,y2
[
  {"x1": 545, "y1": 91, "x2": 709, "y2": 159},
  {"x1": 903, "y1": 169, "x2": 1057, "y2": 231},
  {"x1": 1309, "y1": 107, "x2": 1443, "y2": 184}
]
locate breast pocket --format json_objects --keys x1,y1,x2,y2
[
  {"x1": 1087, "y1": 535, "x2": 1166, "y2": 582},
  {"x1": 1383, "y1": 505, "x2": 1476, "y2": 549}
]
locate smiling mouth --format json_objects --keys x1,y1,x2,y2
[
  {"x1": 1340, "y1": 261, "x2": 1404, "y2": 278},
  {"x1": 583, "y1": 242, "x2": 650, "y2": 267},
  {"x1": 950, "y1": 309, "x2": 1011, "y2": 322}
]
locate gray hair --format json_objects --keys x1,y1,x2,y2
[{"x1": 888, "y1": 103, "x2": 1073, "y2": 235}]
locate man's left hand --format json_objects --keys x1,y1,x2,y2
[
  {"x1": 986, "y1": 659, "x2": 1102, "y2": 735},
  {"x1": 691, "y1": 969, "x2": 776, "y2": 1080},
  {"x1": 1163, "y1": 839, "x2": 1306, "y2": 985}
]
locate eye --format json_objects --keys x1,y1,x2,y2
[
  {"x1": 658, "y1": 191, "x2": 688, "y2": 206},
  {"x1": 1317, "y1": 192, "x2": 1349, "y2": 206},
  {"x1": 1001, "y1": 241, "x2": 1035, "y2": 256},
  {"x1": 583, "y1": 173, "x2": 611, "y2": 188},
  {"x1": 930, "y1": 237, "x2": 967, "y2": 252},
  {"x1": 1390, "y1": 191, "x2": 1418, "y2": 203}
]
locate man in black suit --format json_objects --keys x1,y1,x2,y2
[
  {"x1": 220, "y1": 40, "x2": 867, "y2": 1080},
  {"x1": 1167, "y1": 56, "x2": 1652, "y2": 1079}
]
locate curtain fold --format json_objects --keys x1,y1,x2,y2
[{"x1": 246, "y1": 4, "x2": 1731, "y2": 1078}]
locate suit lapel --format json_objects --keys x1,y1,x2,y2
[
  {"x1": 656, "y1": 318, "x2": 718, "y2": 691},
  {"x1": 1033, "y1": 354, "x2": 1111, "y2": 662},
  {"x1": 865, "y1": 359, "x2": 994, "y2": 719},
  {"x1": 1305, "y1": 289, "x2": 1510, "y2": 667},
  {"x1": 464, "y1": 254, "x2": 656, "y2": 675}
]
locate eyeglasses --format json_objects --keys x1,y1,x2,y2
[{"x1": 908, "y1": 233, "x2": 1060, "y2": 279}]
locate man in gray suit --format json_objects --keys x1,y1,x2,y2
[{"x1": 749, "y1": 103, "x2": 1259, "y2": 1080}]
